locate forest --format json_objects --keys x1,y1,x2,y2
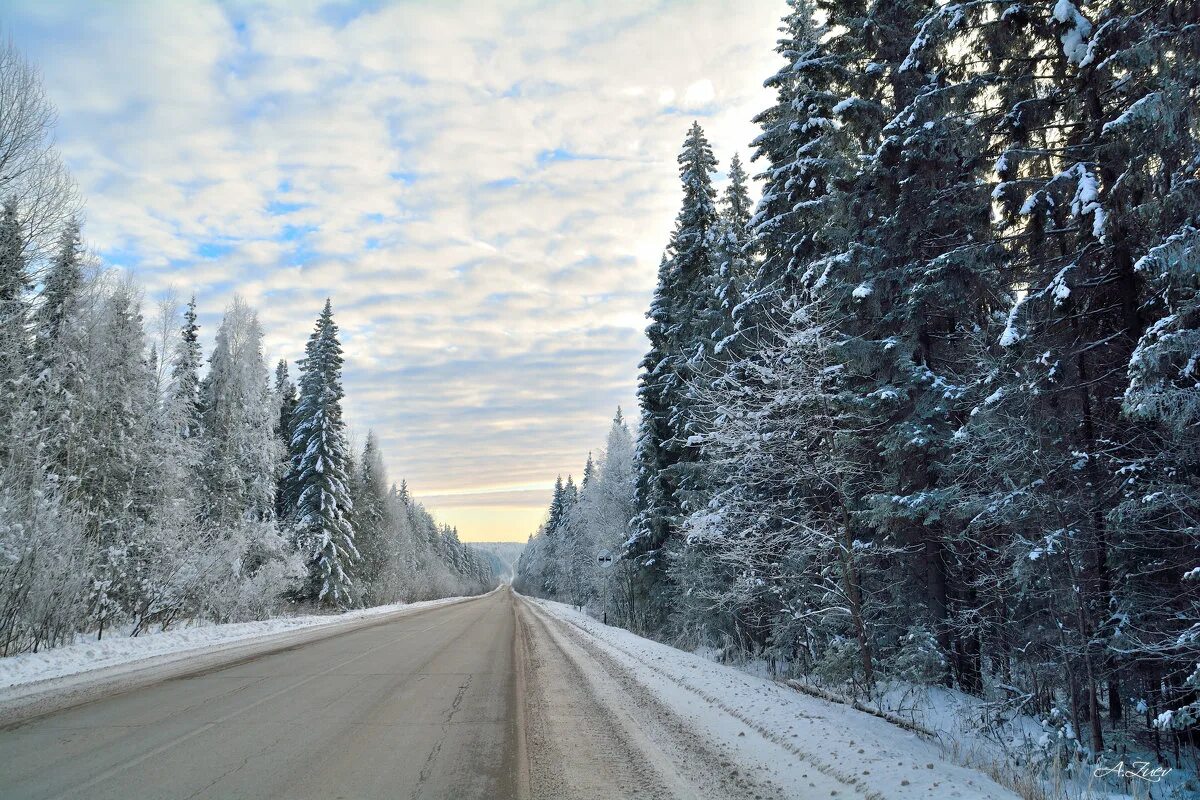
[
  {"x1": 516, "y1": 0, "x2": 1200, "y2": 771},
  {"x1": 0, "y1": 40, "x2": 494, "y2": 656}
]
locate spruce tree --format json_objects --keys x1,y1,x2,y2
[
  {"x1": 630, "y1": 122, "x2": 721, "y2": 625},
  {"x1": 290, "y1": 299, "x2": 358, "y2": 607},
  {"x1": 31, "y1": 220, "x2": 87, "y2": 490},
  {"x1": 0, "y1": 200, "x2": 30, "y2": 460},
  {"x1": 582, "y1": 452, "x2": 596, "y2": 489},
  {"x1": 273, "y1": 359, "x2": 298, "y2": 520},
  {"x1": 199, "y1": 299, "x2": 279, "y2": 526},
  {"x1": 170, "y1": 296, "x2": 203, "y2": 439},
  {"x1": 739, "y1": 0, "x2": 842, "y2": 336},
  {"x1": 708, "y1": 153, "x2": 755, "y2": 358},
  {"x1": 351, "y1": 431, "x2": 390, "y2": 604},
  {"x1": 33, "y1": 220, "x2": 83, "y2": 362}
]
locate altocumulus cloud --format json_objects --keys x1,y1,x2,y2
[{"x1": 5, "y1": 0, "x2": 780, "y2": 540}]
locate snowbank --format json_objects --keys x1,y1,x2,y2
[
  {"x1": 532, "y1": 597, "x2": 1022, "y2": 800},
  {"x1": 0, "y1": 593, "x2": 484, "y2": 692}
]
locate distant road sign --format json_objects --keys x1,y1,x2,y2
[{"x1": 597, "y1": 549, "x2": 615, "y2": 569}]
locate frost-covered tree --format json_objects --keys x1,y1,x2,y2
[
  {"x1": 707, "y1": 153, "x2": 755, "y2": 359},
  {"x1": 351, "y1": 431, "x2": 390, "y2": 603},
  {"x1": 0, "y1": 200, "x2": 30, "y2": 462},
  {"x1": 170, "y1": 296, "x2": 203, "y2": 440},
  {"x1": 516, "y1": 409, "x2": 640, "y2": 624},
  {"x1": 199, "y1": 298, "x2": 279, "y2": 526},
  {"x1": 290, "y1": 299, "x2": 358, "y2": 608},
  {"x1": 0, "y1": 40, "x2": 79, "y2": 260},
  {"x1": 630, "y1": 122, "x2": 721, "y2": 625},
  {"x1": 30, "y1": 221, "x2": 90, "y2": 497},
  {"x1": 273, "y1": 359, "x2": 298, "y2": 520},
  {"x1": 739, "y1": 0, "x2": 843, "y2": 337}
]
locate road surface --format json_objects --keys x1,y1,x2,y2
[{"x1": 0, "y1": 588, "x2": 794, "y2": 800}]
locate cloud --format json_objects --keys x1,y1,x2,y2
[{"x1": 6, "y1": 0, "x2": 782, "y2": 540}]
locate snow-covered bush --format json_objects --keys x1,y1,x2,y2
[
  {"x1": 814, "y1": 636, "x2": 868, "y2": 690},
  {"x1": 886, "y1": 624, "x2": 948, "y2": 685},
  {"x1": 0, "y1": 470, "x2": 91, "y2": 654}
]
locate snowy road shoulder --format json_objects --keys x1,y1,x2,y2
[
  {"x1": 0, "y1": 591, "x2": 489, "y2": 725},
  {"x1": 527, "y1": 597, "x2": 1021, "y2": 800}
]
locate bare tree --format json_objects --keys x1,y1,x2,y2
[{"x1": 0, "y1": 37, "x2": 80, "y2": 264}]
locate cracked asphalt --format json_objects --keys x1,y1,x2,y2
[{"x1": 0, "y1": 589, "x2": 522, "y2": 800}]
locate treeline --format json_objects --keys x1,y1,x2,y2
[
  {"x1": 521, "y1": 0, "x2": 1200, "y2": 765},
  {"x1": 514, "y1": 410, "x2": 639, "y2": 622},
  {"x1": 0, "y1": 42, "x2": 492, "y2": 655}
]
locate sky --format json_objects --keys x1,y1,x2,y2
[{"x1": 2, "y1": 0, "x2": 782, "y2": 541}]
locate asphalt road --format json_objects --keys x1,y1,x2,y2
[
  {"x1": 0, "y1": 589, "x2": 524, "y2": 800},
  {"x1": 0, "y1": 588, "x2": 807, "y2": 800}
]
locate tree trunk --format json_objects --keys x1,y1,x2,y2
[
  {"x1": 840, "y1": 505, "x2": 874, "y2": 689},
  {"x1": 924, "y1": 536, "x2": 953, "y2": 686}
]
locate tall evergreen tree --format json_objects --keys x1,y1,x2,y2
[
  {"x1": 273, "y1": 359, "x2": 299, "y2": 520},
  {"x1": 351, "y1": 431, "x2": 390, "y2": 604},
  {"x1": 199, "y1": 299, "x2": 279, "y2": 526},
  {"x1": 31, "y1": 219, "x2": 87, "y2": 489},
  {"x1": 740, "y1": 0, "x2": 841, "y2": 337},
  {"x1": 582, "y1": 452, "x2": 596, "y2": 489},
  {"x1": 708, "y1": 153, "x2": 756, "y2": 357},
  {"x1": 33, "y1": 220, "x2": 83, "y2": 362},
  {"x1": 0, "y1": 200, "x2": 30, "y2": 461},
  {"x1": 170, "y1": 296, "x2": 203, "y2": 439},
  {"x1": 630, "y1": 122, "x2": 721, "y2": 624},
  {"x1": 290, "y1": 299, "x2": 358, "y2": 607}
]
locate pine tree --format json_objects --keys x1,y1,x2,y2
[
  {"x1": 582, "y1": 452, "x2": 596, "y2": 489},
  {"x1": 199, "y1": 299, "x2": 279, "y2": 526},
  {"x1": 630, "y1": 122, "x2": 721, "y2": 626},
  {"x1": 351, "y1": 431, "x2": 391, "y2": 604},
  {"x1": 290, "y1": 299, "x2": 358, "y2": 607},
  {"x1": 33, "y1": 220, "x2": 84, "y2": 362},
  {"x1": 739, "y1": 0, "x2": 842, "y2": 337},
  {"x1": 170, "y1": 296, "x2": 203, "y2": 439},
  {"x1": 31, "y1": 220, "x2": 87, "y2": 489},
  {"x1": 273, "y1": 359, "x2": 298, "y2": 520},
  {"x1": 708, "y1": 153, "x2": 756, "y2": 358},
  {"x1": 0, "y1": 200, "x2": 30, "y2": 461},
  {"x1": 77, "y1": 283, "x2": 160, "y2": 631}
]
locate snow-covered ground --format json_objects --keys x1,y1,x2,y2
[
  {"x1": 529, "y1": 597, "x2": 1024, "y2": 800},
  {"x1": 0, "y1": 592, "x2": 487, "y2": 713},
  {"x1": 532, "y1": 598, "x2": 1200, "y2": 800}
]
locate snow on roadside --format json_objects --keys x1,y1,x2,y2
[
  {"x1": 0, "y1": 593, "x2": 483, "y2": 691},
  {"x1": 533, "y1": 598, "x2": 1022, "y2": 800}
]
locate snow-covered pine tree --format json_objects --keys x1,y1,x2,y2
[
  {"x1": 595, "y1": 408, "x2": 639, "y2": 626},
  {"x1": 351, "y1": 431, "x2": 391, "y2": 604},
  {"x1": 534, "y1": 475, "x2": 563, "y2": 595},
  {"x1": 582, "y1": 451, "x2": 596, "y2": 489},
  {"x1": 33, "y1": 220, "x2": 84, "y2": 362},
  {"x1": 827, "y1": 0, "x2": 1014, "y2": 692},
  {"x1": 0, "y1": 200, "x2": 30, "y2": 462},
  {"x1": 73, "y1": 281, "x2": 160, "y2": 634},
  {"x1": 273, "y1": 359, "x2": 299, "y2": 520},
  {"x1": 199, "y1": 298, "x2": 280, "y2": 526},
  {"x1": 30, "y1": 220, "x2": 88, "y2": 496},
  {"x1": 739, "y1": 0, "x2": 844, "y2": 337},
  {"x1": 630, "y1": 122, "x2": 721, "y2": 628},
  {"x1": 1086, "y1": 0, "x2": 1200, "y2": 740},
  {"x1": 950, "y1": 0, "x2": 1200, "y2": 753},
  {"x1": 562, "y1": 474, "x2": 578, "y2": 510},
  {"x1": 170, "y1": 296, "x2": 203, "y2": 440},
  {"x1": 707, "y1": 153, "x2": 755, "y2": 360},
  {"x1": 290, "y1": 299, "x2": 358, "y2": 608}
]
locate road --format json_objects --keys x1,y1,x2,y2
[{"x1": 0, "y1": 588, "x2": 793, "y2": 800}]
